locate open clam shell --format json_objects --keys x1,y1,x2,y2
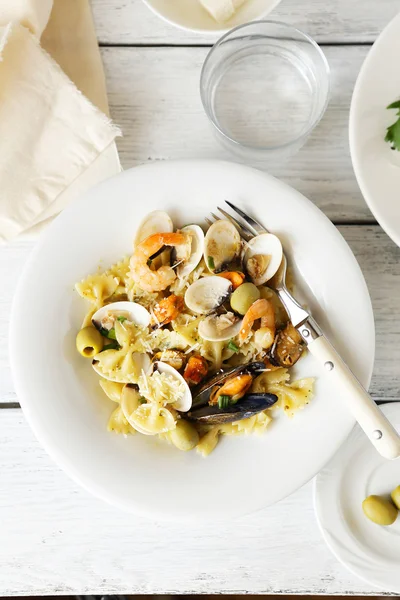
[
  {"x1": 134, "y1": 210, "x2": 173, "y2": 246},
  {"x1": 154, "y1": 361, "x2": 192, "y2": 412},
  {"x1": 198, "y1": 312, "x2": 243, "y2": 342},
  {"x1": 176, "y1": 224, "x2": 205, "y2": 280},
  {"x1": 204, "y1": 220, "x2": 241, "y2": 272},
  {"x1": 92, "y1": 301, "x2": 151, "y2": 331},
  {"x1": 184, "y1": 276, "x2": 232, "y2": 314},
  {"x1": 243, "y1": 233, "x2": 283, "y2": 285}
]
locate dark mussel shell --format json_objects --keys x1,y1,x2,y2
[
  {"x1": 186, "y1": 393, "x2": 278, "y2": 425},
  {"x1": 191, "y1": 361, "x2": 266, "y2": 409}
]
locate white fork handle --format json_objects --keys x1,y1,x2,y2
[{"x1": 306, "y1": 335, "x2": 400, "y2": 459}]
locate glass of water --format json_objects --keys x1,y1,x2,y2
[{"x1": 200, "y1": 21, "x2": 330, "y2": 163}]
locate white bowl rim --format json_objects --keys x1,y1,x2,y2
[{"x1": 140, "y1": 0, "x2": 283, "y2": 35}]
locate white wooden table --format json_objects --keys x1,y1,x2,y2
[{"x1": 2, "y1": 0, "x2": 400, "y2": 595}]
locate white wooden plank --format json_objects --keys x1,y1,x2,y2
[
  {"x1": 2, "y1": 227, "x2": 400, "y2": 404},
  {"x1": 0, "y1": 408, "x2": 385, "y2": 596},
  {"x1": 101, "y1": 44, "x2": 374, "y2": 222},
  {"x1": 91, "y1": 0, "x2": 400, "y2": 45}
]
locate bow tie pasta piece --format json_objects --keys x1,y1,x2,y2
[
  {"x1": 99, "y1": 379, "x2": 125, "y2": 404},
  {"x1": 107, "y1": 405, "x2": 136, "y2": 435},
  {"x1": 221, "y1": 411, "x2": 273, "y2": 436},
  {"x1": 105, "y1": 257, "x2": 130, "y2": 291},
  {"x1": 93, "y1": 348, "x2": 151, "y2": 384},
  {"x1": 199, "y1": 340, "x2": 224, "y2": 371},
  {"x1": 268, "y1": 378, "x2": 315, "y2": 418},
  {"x1": 76, "y1": 273, "x2": 119, "y2": 306},
  {"x1": 252, "y1": 368, "x2": 290, "y2": 391},
  {"x1": 128, "y1": 403, "x2": 177, "y2": 435}
]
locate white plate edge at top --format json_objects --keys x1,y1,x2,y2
[{"x1": 349, "y1": 11, "x2": 400, "y2": 248}]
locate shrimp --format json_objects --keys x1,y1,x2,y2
[
  {"x1": 239, "y1": 298, "x2": 275, "y2": 344},
  {"x1": 130, "y1": 233, "x2": 186, "y2": 292}
]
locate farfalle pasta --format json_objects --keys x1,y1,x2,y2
[{"x1": 75, "y1": 210, "x2": 315, "y2": 455}]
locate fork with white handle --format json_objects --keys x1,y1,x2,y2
[{"x1": 209, "y1": 200, "x2": 400, "y2": 460}]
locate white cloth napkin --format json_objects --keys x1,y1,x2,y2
[{"x1": 0, "y1": 0, "x2": 121, "y2": 243}]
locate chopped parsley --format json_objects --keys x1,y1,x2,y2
[
  {"x1": 99, "y1": 326, "x2": 117, "y2": 340},
  {"x1": 385, "y1": 100, "x2": 400, "y2": 150},
  {"x1": 218, "y1": 395, "x2": 231, "y2": 410},
  {"x1": 227, "y1": 340, "x2": 239, "y2": 353},
  {"x1": 138, "y1": 396, "x2": 146, "y2": 405},
  {"x1": 117, "y1": 315, "x2": 127, "y2": 323},
  {"x1": 207, "y1": 256, "x2": 215, "y2": 270},
  {"x1": 102, "y1": 341, "x2": 121, "y2": 351}
]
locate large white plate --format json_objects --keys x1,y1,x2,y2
[
  {"x1": 350, "y1": 11, "x2": 400, "y2": 247},
  {"x1": 10, "y1": 160, "x2": 375, "y2": 521},
  {"x1": 314, "y1": 403, "x2": 400, "y2": 594}
]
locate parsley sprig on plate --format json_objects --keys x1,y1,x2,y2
[{"x1": 385, "y1": 100, "x2": 400, "y2": 150}]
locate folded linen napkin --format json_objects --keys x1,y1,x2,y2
[{"x1": 0, "y1": 0, "x2": 121, "y2": 243}]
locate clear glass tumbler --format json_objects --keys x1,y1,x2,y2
[{"x1": 200, "y1": 21, "x2": 330, "y2": 163}]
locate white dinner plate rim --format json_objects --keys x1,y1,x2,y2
[
  {"x1": 10, "y1": 159, "x2": 375, "y2": 521},
  {"x1": 349, "y1": 11, "x2": 400, "y2": 248}
]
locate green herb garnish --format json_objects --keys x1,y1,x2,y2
[
  {"x1": 102, "y1": 341, "x2": 121, "y2": 351},
  {"x1": 99, "y1": 327, "x2": 117, "y2": 340},
  {"x1": 218, "y1": 395, "x2": 231, "y2": 410},
  {"x1": 147, "y1": 258, "x2": 152, "y2": 266},
  {"x1": 117, "y1": 315, "x2": 127, "y2": 323},
  {"x1": 227, "y1": 340, "x2": 239, "y2": 353},
  {"x1": 207, "y1": 256, "x2": 215, "y2": 270},
  {"x1": 385, "y1": 100, "x2": 400, "y2": 150},
  {"x1": 138, "y1": 396, "x2": 146, "y2": 405}
]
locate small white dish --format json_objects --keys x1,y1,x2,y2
[
  {"x1": 350, "y1": 11, "x2": 400, "y2": 248},
  {"x1": 10, "y1": 160, "x2": 375, "y2": 520},
  {"x1": 141, "y1": 0, "x2": 282, "y2": 34},
  {"x1": 314, "y1": 403, "x2": 400, "y2": 594}
]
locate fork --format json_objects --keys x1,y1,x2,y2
[{"x1": 208, "y1": 200, "x2": 400, "y2": 460}]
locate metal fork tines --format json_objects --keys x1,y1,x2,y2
[{"x1": 212, "y1": 201, "x2": 309, "y2": 327}]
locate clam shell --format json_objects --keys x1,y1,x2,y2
[
  {"x1": 177, "y1": 224, "x2": 205, "y2": 280},
  {"x1": 92, "y1": 301, "x2": 151, "y2": 330},
  {"x1": 134, "y1": 210, "x2": 173, "y2": 246},
  {"x1": 155, "y1": 361, "x2": 192, "y2": 412},
  {"x1": 198, "y1": 313, "x2": 243, "y2": 342},
  {"x1": 243, "y1": 233, "x2": 283, "y2": 285},
  {"x1": 204, "y1": 220, "x2": 241, "y2": 272},
  {"x1": 184, "y1": 276, "x2": 232, "y2": 314}
]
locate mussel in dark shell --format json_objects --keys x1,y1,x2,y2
[
  {"x1": 186, "y1": 393, "x2": 278, "y2": 424},
  {"x1": 187, "y1": 361, "x2": 278, "y2": 424}
]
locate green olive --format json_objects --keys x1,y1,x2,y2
[
  {"x1": 391, "y1": 485, "x2": 400, "y2": 509},
  {"x1": 230, "y1": 282, "x2": 260, "y2": 315},
  {"x1": 362, "y1": 495, "x2": 398, "y2": 526},
  {"x1": 169, "y1": 420, "x2": 199, "y2": 452},
  {"x1": 76, "y1": 326, "x2": 104, "y2": 358}
]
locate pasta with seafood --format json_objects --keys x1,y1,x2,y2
[{"x1": 75, "y1": 210, "x2": 315, "y2": 455}]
